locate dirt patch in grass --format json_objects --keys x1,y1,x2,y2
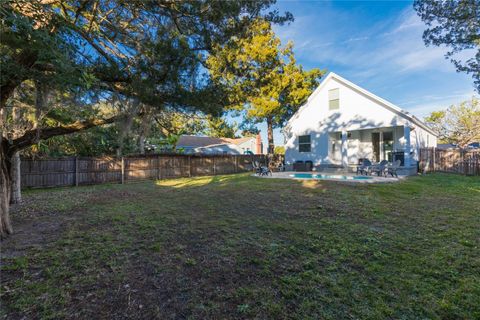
[{"x1": 1, "y1": 173, "x2": 479, "y2": 319}]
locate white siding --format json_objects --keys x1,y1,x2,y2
[
  {"x1": 236, "y1": 139, "x2": 256, "y2": 154},
  {"x1": 285, "y1": 77, "x2": 408, "y2": 166},
  {"x1": 410, "y1": 127, "x2": 437, "y2": 161},
  {"x1": 284, "y1": 74, "x2": 437, "y2": 167}
]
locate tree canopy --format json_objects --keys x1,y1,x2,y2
[
  {"x1": 424, "y1": 97, "x2": 480, "y2": 147},
  {"x1": 207, "y1": 18, "x2": 324, "y2": 153},
  {"x1": 0, "y1": 0, "x2": 292, "y2": 237},
  {"x1": 414, "y1": 0, "x2": 480, "y2": 92}
]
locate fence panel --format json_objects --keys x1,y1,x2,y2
[
  {"x1": 20, "y1": 154, "x2": 277, "y2": 189},
  {"x1": 125, "y1": 157, "x2": 158, "y2": 182},
  {"x1": 418, "y1": 148, "x2": 479, "y2": 176},
  {"x1": 78, "y1": 157, "x2": 121, "y2": 185},
  {"x1": 21, "y1": 157, "x2": 76, "y2": 188}
]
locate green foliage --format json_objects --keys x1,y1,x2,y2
[
  {"x1": 207, "y1": 19, "x2": 324, "y2": 151},
  {"x1": 425, "y1": 97, "x2": 480, "y2": 147},
  {"x1": 239, "y1": 123, "x2": 260, "y2": 137},
  {"x1": 1, "y1": 0, "x2": 292, "y2": 151},
  {"x1": 273, "y1": 146, "x2": 285, "y2": 154},
  {"x1": 414, "y1": 0, "x2": 480, "y2": 92},
  {"x1": 31, "y1": 125, "x2": 131, "y2": 157},
  {"x1": 204, "y1": 115, "x2": 238, "y2": 138},
  {"x1": 0, "y1": 6, "x2": 85, "y2": 91}
]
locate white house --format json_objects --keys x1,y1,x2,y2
[
  {"x1": 177, "y1": 134, "x2": 263, "y2": 155},
  {"x1": 284, "y1": 72, "x2": 437, "y2": 174}
]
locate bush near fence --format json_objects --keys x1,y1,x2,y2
[
  {"x1": 20, "y1": 154, "x2": 273, "y2": 189},
  {"x1": 418, "y1": 148, "x2": 480, "y2": 176}
]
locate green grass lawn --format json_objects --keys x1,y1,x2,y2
[{"x1": 1, "y1": 173, "x2": 479, "y2": 319}]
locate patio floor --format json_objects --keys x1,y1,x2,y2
[{"x1": 255, "y1": 171, "x2": 404, "y2": 183}]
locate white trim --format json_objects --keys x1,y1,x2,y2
[{"x1": 286, "y1": 72, "x2": 438, "y2": 136}]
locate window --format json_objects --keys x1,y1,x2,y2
[
  {"x1": 299, "y1": 135, "x2": 311, "y2": 152},
  {"x1": 328, "y1": 88, "x2": 340, "y2": 110}
]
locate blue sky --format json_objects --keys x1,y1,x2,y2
[{"x1": 238, "y1": 0, "x2": 478, "y2": 148}]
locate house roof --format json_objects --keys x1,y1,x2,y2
[
  {"x1": 437, "y1": 143, "x2": 458, "y2": 149},
  {"x1": 287, "y1": 72, "x2": 438, "y2": 136},
  {"x1": 177, "y1": 135, "x2": 253, "y2": 148}
]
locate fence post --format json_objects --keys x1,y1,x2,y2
[
  {"x1": 75, "y1": 156, "x2": 79, "y2": 186},
  {"x1": 157, "y1": 155, "x2": 161, "y2": 180},
  {"x1": 188, "y1": 156, "x2": 192, "y2": 177},
  {"x1": 212, "y1": 156, "x2": 216, "y2": 175},
  {"x1": 234, "y1": 156, "x2": 238, "y2": 173},
  {"x1": 432, "y1": 147, "x2": 436, "y2": 172},
  {"x1": 121, "y1": 157, "x2": 125, "y2": 184}
]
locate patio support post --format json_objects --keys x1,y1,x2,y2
[
  {"x1": 404, "y1": 125, "x2": 411, "y2": 167},
  {"x1": 341, "y1": 130, "x2": 348, "y2": 168}
]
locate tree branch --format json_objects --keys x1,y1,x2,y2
[{"x1": 7, "y1": 115, "x2": 120, "y2": 156}]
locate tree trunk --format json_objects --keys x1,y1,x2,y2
[
  {"x1": 10, "y1": 152, "x2": 21, "y2": 204},
  {"x1": 138, "y1": 110, "x2": 152, "y2": 155},
  {"x1": 115, "y1": 101, "x2": 138, "y2": 157},
  {"x1": 138, "y1": 134, "x2": 145, "y2": 154},
  {"x1": 10, "y1": 102, "x2": 22, "y2": 204},
  {"x1": 267, "y1": 117, "x2": 274, "y2": 155},
  {"x1": 116, "y1": 114, "x2": 133, "y2": 157},
  {"x1": 0, "y1": 141, "x2": 13, "y2": 238}
]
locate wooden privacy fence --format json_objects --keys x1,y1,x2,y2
[
  {"x1": 20, "y1": 154, "x2": 270, "y2": 189},
  {"x1": 418, "y1": 148, "x2": 480, "y2": 176}
]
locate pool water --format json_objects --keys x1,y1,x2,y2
[{"x1": 290, "y1": 173, "x2": 373, "y2": 180}]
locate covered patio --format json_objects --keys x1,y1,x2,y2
[{"x1": 328, "y1": 125, "x2": 413, "y2": 168}]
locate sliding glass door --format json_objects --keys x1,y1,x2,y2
[{"x1": 383, "y1": 131, "x2": 393, "y2": 162}]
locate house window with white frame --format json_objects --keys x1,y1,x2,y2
[
  {"x1": 299, "y1": 135, "x2": 311, "y2": 152},
  {"x1": 328, "y1": 88, "x2": 340, "y2": 110}
]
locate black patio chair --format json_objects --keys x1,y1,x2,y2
[
  {"x1": 386, "y1": 160, "x2": 401, "y2": 177},
  {"x1": 252, "y1": 160, "x2": 271, "y2": 176},
  {"x1": 371, "y1": 160, "x2": 389, "y2": 177},
  {"x1": 356, "y1": 159, "x2": 373, "y2": 175}
]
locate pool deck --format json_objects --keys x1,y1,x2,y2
[{"x1": 254, "y1": 171, "x2": 405, "y2": 183}]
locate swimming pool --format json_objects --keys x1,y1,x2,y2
[{"x1": 290, "y1": 173, "x2": 373, "y2": 180}]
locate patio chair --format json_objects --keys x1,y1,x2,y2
[
  {"x1": 260, "y1": 166, "x2": 272, "y2": 176},
  {"x1": 356, "y1": 159, "x2": 373, "y2": 175},
  {"x1": 371, "y1": 160, "x2": 389, "y2": 177},
  {"x1": 386, "y1": 160, "x2": 401, "y2": 177},
  {"x1": 252, "y1": 160, "x2": 262, "y2": 175},
  {"x1": 252, "y1": 160, "x2": 272, "y2": 176}
]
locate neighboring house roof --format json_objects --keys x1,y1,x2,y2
[
  {"x1": 194, "y1": 143, "x2": 238, "y2": 149},
  {"x1": 468, "y1": 142, "x2": 479, "y2": 149},
  {"x1": 437, "y1": 143, "x2": 457, "y2": 149},
  {"x1": 437, "y1": 142, "x2": 479, "y2": 150},
  {"x1": 286, "y1": 72, "x2": 438, "y2": 136},
  {"x1": 177, "y1": 135, "x2": 254, "y2": 148}
]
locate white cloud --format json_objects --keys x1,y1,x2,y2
[
  {"x1": 401, "y1": 91, "x2": 478, "y2": 118},
  {"x1": 345, "y1": 36, "x2": 369, "y2": 43},
  {"x1": 275, "y1": 8, "x2": 456, "y2": 76}
]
